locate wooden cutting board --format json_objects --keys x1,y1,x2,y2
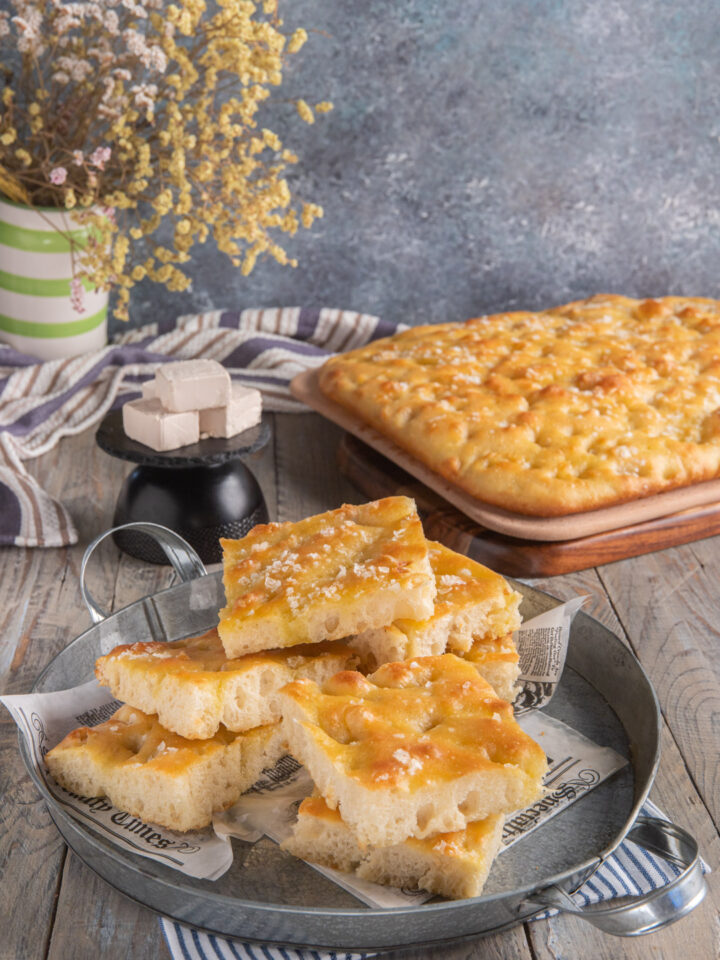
[
  {"x1": 338, "y1": 432, "x2": 720, "y2": 576},
  {"x1": 291, "y1": 367, "x2": 720, "y2": 542}
]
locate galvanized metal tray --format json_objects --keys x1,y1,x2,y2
[{"x1": 19, "y1": 524, "x2": 706, "y2": 950}]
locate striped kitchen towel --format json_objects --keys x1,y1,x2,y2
[
  {"x1": 159, "y1": 800, "x2": 708, "y2": 960},
  {"x1": 0, "y1": 307, "x2": 398, "y2": 548}
]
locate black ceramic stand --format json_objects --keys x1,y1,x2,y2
[{"x1": 95, "y1": 410, "x2": 271, "y2": 564}]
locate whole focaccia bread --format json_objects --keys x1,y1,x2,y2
[{"x1": 318, "y1": 295, "x2": 720, "y2": 516}]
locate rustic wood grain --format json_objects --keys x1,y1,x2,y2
[
  {"x1": 46, "y1": 852, "x2": 167, "y2": 960},
  {"x1": 1, "y1": 418, "x2": 719, "y2": 960},
  {"x1": 249, "y1": 411, "x2": 278, "y2": 521},
  {"x1": 527, "y1": 567, "x2": 720, "y2": 959},
  {"x1": 382, "y1": 926, "x2": 534, "y2": 960},
  {"x1": 592, "y1": 545, "x2": 720, "y2": 833},
  {"x1": 274, "y1": 412, "x2": 364, "y2": 520},
  {"x1": 0, "y1": 432, "x2": 122, "y2": 960},
  {"x1": 0, "y1": 713, "x2": 66, "y2": 960}
]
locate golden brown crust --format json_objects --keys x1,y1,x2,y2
[
  {"x1": 96, "y1": 629, "x2": 353, "y2": 681},
  {"x1": 45, "y1": 704, "x2": 285, "y2": 831},
  {"x1": 281, "y1": 654, "x2": 545, "y2": 793},
  {"x1": 349, "y1": 542, "x2": 521, "y2": 668},
  {"x1": 413, "y1": 541, "x2": 520, "y2": 635},
  {"x1": 279, "y1": 654, "x2": 545, "y2": 846},
  {"x1": 48, "y1": 704, "x2": 236, "y2": 775},
  {"x1": 95, "y1": 628, "x2": 357, "y2": 739},
  {"x1": 284, "y1": 793, "x2": 505, "y2": 899},
  {"x1": 218, "y1": 496, "x2": 435, "y2": 656},
  {"x1": 462, "y1": 632, "x2": 520, "y2": 670},
  {"x1": 318, "y1": 295, "x2": 720, "y2": 516},
  {"x1": 297, "y1": 794, "x2": 502, "y2": 860},
  {"x1": 460, "y1": 632, "x2": 520, "y2": 702}
]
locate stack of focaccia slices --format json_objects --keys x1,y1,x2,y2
[{"x1": 46, "y1": 496, "x2": 545, "y2": 900}]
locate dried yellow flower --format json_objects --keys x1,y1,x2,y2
[
  {"x1": 296, "y1": 99, "x2": 315, "y2": 124},
  {"x1": 0, "y1": 0, "x2": 332, "y2": 317},
  {"x1": 287, "y1": 29, "x2": 308, "y2": 54}
]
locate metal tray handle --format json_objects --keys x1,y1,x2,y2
[
  {"x1": 521, "y1": 815, "x2": 707, "y2": 936},
  {"x1": 80, "y1": 522, "x2": 207, "y2": 624}
]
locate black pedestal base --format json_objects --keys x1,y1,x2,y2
[{"x1": 112, "y1": 459, "x2": 268, "y2": 565}]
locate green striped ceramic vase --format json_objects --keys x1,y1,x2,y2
[{"x1": 0, "y1": 196, "x2": 108, "y2": 360}]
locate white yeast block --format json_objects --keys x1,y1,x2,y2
[
  {"x1": 141, "y1": 379, "x2": 159, "y2": 400},
  {"x1": 199, "y1": 383, "x2": 263, "y2": 439},
  {"x1": 156, "y1": 359, "x2": 231, "y2": 412},
  {"x1": 122, "y1": 398, "x2": 199, "y2": 452}
]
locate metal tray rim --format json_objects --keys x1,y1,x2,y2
[{"x1": 20, "y1": 573, "x2": 660, "y2": 920}]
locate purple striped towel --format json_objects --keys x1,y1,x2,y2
[{"x1": 0, "y1": 307, "x2": 397, "y2": 548}]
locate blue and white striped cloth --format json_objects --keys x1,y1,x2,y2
[
  {"x1": 0, "y1": 306, "x2": 397, "y2": 547},
  {"x1": 159, "y1": 800, "x2": 705, "y2": 960}
]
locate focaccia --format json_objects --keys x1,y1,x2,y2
[
  {"x1": 318, "y1": 295, "x2": 720, "y2": 516},
  {"x1": 349, "y1": 541, "x2": 521, "y2": 670},
  {"x1": 282, "y1": 794, "x2": 505, "y2": 900},
  {"x1": 95, "y1": 628, "x2": 357, "y2": 740},
  {"x1": 45, "y1": 704, "x2": 285, "y2": 832},
  {"x1": 279, "y1": 654, "x2": 546, "y2": 847},
  {"x1": 460, "y1": 632, "x2": 520, "y2": 703},
  {"x1": 218, "y1": 497, "x2": 435, "y2": 658}
]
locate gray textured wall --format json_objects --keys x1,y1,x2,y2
[{"x1": 113, "y1": 0, "x2": 720, "y2": 335}]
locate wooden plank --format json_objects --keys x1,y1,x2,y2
[
  {"x1": 382, "y1": 926, "x2": 533, "y2": 960},
  {"x1": 0, "y1": 431, "x2": 123, "y2": 960},
  {"x1": 274, "y1": 412, "x2": 364, "y2": 521},
  {"x1": 526, "y1": 567, "x2": 720, "y2": 959},
  {"x1": 46, "y1": 852, "x2": 167, "y2": 960},
  {"x1": 594, "y1": 543, "x2": 720, "y2": 832},
  {"x1": 249, "y1": 411, "x2": 278, "y2": 522},
  {"x1": 0, "y1": 714, "x2": 66, "y2": 960}
]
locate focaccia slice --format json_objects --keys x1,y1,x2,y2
[
  {"x1": 95, "y1": 628, "x2": 357, "y2": 739},
  {"x1": 45, "y1": 705, "x2": 286, "y2": 832},
  {"x1": 218, "y1": 497, "x2": 435, "y2": 658},
  {"x1": 279, "y1": 654, "x2": 546, "y2": 847},
  {"x1": 282, "y1": 794, "x2": 504, "y2": 900},
  {"x1": 460, "y1": 632, "x2": 520, "y2": 703},
  {"x1": 349, "y1": 541, "x2": 521, "y2": 670}
]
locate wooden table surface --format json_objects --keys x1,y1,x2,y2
[{"x1": 2, "y1": 412, "x2": 719, "y2": 960}]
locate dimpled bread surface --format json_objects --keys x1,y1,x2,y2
[
  {"x1": 318, "y1": 295, "x2": 720, "y2": 516},
  {"x1": 95, "y1": 627, "x2": 357, "y2": 740},
  {"x1": 218, "y1": 496, "x2": 435, "y2": 658},
  {"x1": 282, "y1": 794, "x2": 505, "y2": 899},
  {"x1": 45, "y1": 704, "x2": 286, "y2": 832},
  {"x1": 279, "y1": 653, "x2": 546, "y2": 848},
  {"x1": 349, "y1": 540, "x2": 522, "y2": 670}
]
